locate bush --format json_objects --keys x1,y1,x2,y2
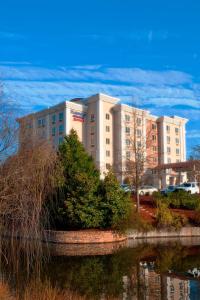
[
  {"x1": 98, "y1": 170, "x2": 131, "y2": 229},
  {"x1": 155, "y1": 202, "x2": 187, "y2": 230},
  {"x1": 153, "y1": 191, "x2": 200, "y2": 211},
  {"x1": 47, "y1": 130, "x2": 132, "y2": 230},
  {"x1": 49, "y1": 129, "x2": 103, "y2": 229}
]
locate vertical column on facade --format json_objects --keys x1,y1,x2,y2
[
  {"x1": 142, "y1": 112, "x2": 147, "y2": 166},
  {"x1": 162, "y1": 121, "x2": 167, "y2": 164},
  {"x1": 120, "y1": 109, "x2": 124, "y2": 183},
  {"x1": 181, "y1": 123, "x2": 186, "y2": 162},
  {"x1": 64, "y1": 103, "x2": 71, "y2": 136},
  {"x1": 97, "y1": 97, "x2": 104, "y2": 178}
]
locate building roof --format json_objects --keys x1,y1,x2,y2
[{"x1": 154, "y1": 160, "x2": 200, "y2": 170}]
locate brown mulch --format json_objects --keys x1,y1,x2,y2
[{"x1": 132, "y1": 195, "x2": 198, "y2": 225}]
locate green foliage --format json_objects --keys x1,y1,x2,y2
[
  {"x1": 48, "y1": 130, "x2": 132, "y2": 230},
  {"x1": 155, "y1": 202, "x2": 187, "y2": 230},
  {"x1": 51, "y1": 129, "x2": 102, "y2": 229},
  {"x1": 153, "y1": 190, "x2": 200, "y2": 211},
  {"x1": 98, "y1": 170, "x2": 131, "y2": 229}
]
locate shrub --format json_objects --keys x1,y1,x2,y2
[
  {"x1": 49, "y1": 129, "x2": 103, "y2": 229},
  {"x1": 47, "y1": 130, "x2": 132, "y2": 230},
  {"x1": 155, "y1": 202, "x2": 187, "y2": 230},
  {"x1": 98, "y1": 170, "x2": 131, "y2": 229},
  {"x1": 153, "y1": 191, "x2": 200, "y2": 211}
]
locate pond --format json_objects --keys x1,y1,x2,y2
[{"x1": 1, "y1": 237, "x2": 200, "y2": 299}]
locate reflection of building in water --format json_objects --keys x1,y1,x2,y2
[
  {"x1": 163, "y1": 274, "x2": 190, "y2": 300},
  {"x1": 139, "y1": 262, "x2": 161, "y2": 300},
  {"x1": 138, "y1": 262, "x2": 193, "y2": 300}
]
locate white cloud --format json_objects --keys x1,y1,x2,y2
[
  {"x1": 187, "y1": 130, "x2": 200, "y2": 139},
  {"x1": 0, "y1": 63, "x2": 199, "y2": 114}
]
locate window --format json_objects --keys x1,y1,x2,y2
[
  {"x1": 42, "y1": 119, "x2": 45, "y2": 127},
  {"x1": 167, "y1": 136, "x2": 170, "y2": 144},
  {"x1": 59, "y1": 112, "x2": 64, "y2": 122},
  {"x1": 137, "y1": 141, "x2": 141, "y2": 148},
  {"x1": 125, "y1": 139, "x2": 130, "y2": 146},
  {"x1": 52, "y1": 127, "x2": 56, "y2": 136},
  {"x1": 137, "y1": 129, "x2": 142, "y2": 137},
  {"x1": 37, "y1": 119, "x2": 42, "y2": 127},
  {"x1": 52, "y1": 114, "x2": 56, "y2": 124},
  {"x1": 167, "y1": 147, "x2": 171, "y2": 154},
  {"x1": 175, "y1": 127, "x2": 179, "y2": 134},
  {"x1": 166, "y1": 125, "x2": 170, "y2": 132},
  {"x1": 176, "y1": 138, "x2": 179, "y2": 144},
  {"x1": 125, "y1": 114, "x2": 130, "y2": 122},
  {"x1": 125, "y1": 127, "x2": 130, "y2": 135},
  {"x1": 167, "y1": 158, "x2": 171, "y2": 163},
  {"x1": 37, "y1": 118, "x2": 45, "y2": 127},
  {"x1": 106, "y1": 113, "x2": 110, "y2": 120},
  {"x1": 153, "y1": 157, "x2": 157, "y2": 163},
  {"x1": 152, "y1": 146, "x2": 157, "y2": 152},
  {"x1": 176, "y1": 159, "x2": 180, "y2": 163},
  {"x1": 59, "y1": 124, "x2": 64, "y2": 135},
  {"x1": 106, "y1": 163, "x2": 111, "y2": 170},
  {"x1": 126, "y1": 151, "x2": 130, "y2": 160},
  {"x1": 106, "y1": 150, "x2": 110, "y2": 157},
  {"x1": 152, "y1": 123, "x2": 157, "y2": 130},
  {"x1": 91, "y1": 126, "x2": 95, "y2": 134},
  {"x1": 91, "y1": 135, "x2": 95, "y2": 147},
  {"x1": 26, "y1": 123, "x2": 32, "y2": 129},
  {"x1": 176, "y1": 148, "x2": 180, "y2": 155},
  {"x1": 90, "y1": 114, "x2": 95, "y2": 122},
  {"x1": 152, "y1": 135, "x2": 157, "y2": 141},
  {"x1": 106, "y1": 125, "x2": 110, "y2": 132},
  {"x1": 59, "y1": 136, "x2": 63, "y2": 144},
  {"x1": 106, "y1": 138, "x2": 110, "y2": 145},
  {"x1": 136, "y1": 118, "x2": 142, "y2": 126}
]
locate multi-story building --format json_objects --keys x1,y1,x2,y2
[{"x1": 17, "y1": 93, "x2": 188, "y2": 188}]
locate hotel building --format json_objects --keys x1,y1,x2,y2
[{"x1": 18, "y1": 93, "x2": 188, "y2": 188}]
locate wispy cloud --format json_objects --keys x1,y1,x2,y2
[
  {"x1": 0, "y1": 64, "x2": 197, "y2": 111},
  {"x1": 0, "y1": 62, "x2": 199, "y2": 152},
  {"x1": 82, "y1": 30, "x2": 170, "y2": 44},
  {"x1": 187, "y1": 130, "x2": 200, "y2": 139}
]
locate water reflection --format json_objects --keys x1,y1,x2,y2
[{"x1": 1, "y1": 238, "x2": 200, "y2": 299}]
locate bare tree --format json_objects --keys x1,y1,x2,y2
[
  {"x1": 121, "y1": 109, "x2": 158, "y2": 212},
  {"x1": 0, "y1": 85, "x2": 63, "y2": 272},
  {"x1": 0, "y1": 85, "x2": 19, "y2": 162}
]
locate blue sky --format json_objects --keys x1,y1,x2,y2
[{"x1": 0, "y1": 0, "x2": 200, "y2": 156}]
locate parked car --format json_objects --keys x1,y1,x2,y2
[
  {"x1": 120, "y1": 184, "x2": 132, "y2": 193},
  {"x1": 174, "y1": 182, "x2": 200, "y2": 194},
  {"x1": 138, "y1": 186, "x2": 158, "y2": 196},
  {"x1": 161, "y1": 185, "x2": 177, "y2": 196}
]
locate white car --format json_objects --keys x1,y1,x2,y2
[
  {"x1": 138, "y1": 186, "x2": 158, "y2": 196},
  {"x1": 175, "y1": 182, "x2": 199, "y2": 194}
]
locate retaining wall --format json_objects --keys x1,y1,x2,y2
[
  {"x1": 127, "y1": 226, "x2": 200, "y2": 239},
  {"x1": 44, "y1": 229, "x2": 126, "y2": 244}
]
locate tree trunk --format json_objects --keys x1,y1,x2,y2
[{"x1": 136, "y1": 189, "x2": 140, "y2": 212}]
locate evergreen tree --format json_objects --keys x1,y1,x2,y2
[
  {"x1": 56, "y1": 129, "x2": 103, "y2": 229},
  {"x1": 99, "y1": 170, "x2": 131, "y2": 229}
]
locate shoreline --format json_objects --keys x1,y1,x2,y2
[{"x1": 44, "y1": 226, "x2": 200, "y2": 244}]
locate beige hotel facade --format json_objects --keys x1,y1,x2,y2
[{"x1": 18, "y1": 93, "x2": 188, "y2": 188}]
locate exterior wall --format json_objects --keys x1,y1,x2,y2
[
  {"x1": 17, "y1": 93, "x2": 188, "y2": 187},
  {"x1": 157, "y1": 116, "x2": 187, "y2": 164},
  {"x1": 45, "y1": 229, "x2": 126, "y2": 244}
]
